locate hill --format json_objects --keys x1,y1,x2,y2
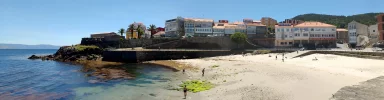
[
  {"x1": 0, "y1": 43, "x2": 61, "y2": 49},
  {"x1": 292, "y1": 13, "x2": 383, "y2": 28}
]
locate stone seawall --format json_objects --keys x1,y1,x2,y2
[{"x1": 102, "y1": 50, "x2": 243, "y2": 63}]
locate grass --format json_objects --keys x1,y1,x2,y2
[
  {"x1": 74, "y1": 45, "x2": 99, "y2": 51},
  {"x1": 210, "y1": 65, "x2": 219, "y2": 68},
  {"x1": 179, "y1": 80, "x2": 214, "y2": 93}
]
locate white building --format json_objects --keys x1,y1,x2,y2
[
  {"x1": 348, "y1": 21, "x2": 369, "y2": 47},
  {"x1": 275, "y1": 23, "x2": 294, "y2": 46},
  {"x1": 165, "y1": 17, "x2": 184, "y2": 37}
]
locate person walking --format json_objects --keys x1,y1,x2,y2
[
  {"x1": 275, "y1": 55, "x2": 277, "y2": 60},
  {"x1": 182, "y1": 68, "x2": 185, "y2": 74},
  {"x1": 183, "y1": 85, "x2": 188, "y2": 99},
  {"x1": 202, "y1": 68, "x2": 205, "y2": 77}
]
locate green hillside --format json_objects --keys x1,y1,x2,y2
[{"x1": 292, "y1": 13, "x2": 383, "y2": 28}]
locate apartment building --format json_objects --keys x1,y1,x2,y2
[
  {"x1": 377, "y1": 14, "x2": 384, "y2": 41},
  {"x1": 261, "y1": 17, "x2": 278, "y2": 28},
  {"x1": 275, "y1": 23, "x2": 294, "y2": 47},
  {"x1": 165, "y1": 17, "x2": 184, "y2": 37},
  {"x1": 300, "y1": 22, "x2": 337, "y2": 48},
  {"x1": 213, "y1": 23, "x2": 225, "y2": 36},
  {"x1": 224, "y1": 24, "x2": 236, "y2": 36},
  {"x1": 275, "y1": 22, "x2": 337, "y2": 48},
  {"x1": 348, "y1": 21, "x2": 369, "y2": 47}
]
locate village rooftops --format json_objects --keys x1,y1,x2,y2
[{"x1": 294, "y1": 22, "x2": 336, "y2": 28}]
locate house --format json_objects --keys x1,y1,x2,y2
[
  {"x1": 336, "y1": 29, "x2": 349, "y2": 43},
  {"x1": 153, "y1": 31, "x2": 165, "y2": 38}
]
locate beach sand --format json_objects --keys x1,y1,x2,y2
[{"x1": 167, "y1": 52, "x2": 384, "y2": 100}]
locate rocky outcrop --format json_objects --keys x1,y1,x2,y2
[
  {"x1": 27, "y1": 46, "x2": 135, "y2": 81},
  {"x1": 28, "y1": 46, "x2": 103, "y2": 61}
]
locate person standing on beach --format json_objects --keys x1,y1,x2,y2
[
  {"x1": 183, "y1": 85, "x2": 187, "y2": 99},
  {"x1": 275, "y1": 55, "x2": 277, "y2": 60},
  {"x1": 282, "y1": 58, "x2": 284, "y2": 62},
  {"x1": 182, "y1": 69, "x2": 185, "y2": 74},
  {"x1": 202, "y1": 68, "x2": 205, "y2": 77}
]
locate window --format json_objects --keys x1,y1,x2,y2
[
  {"x1": 332, "y1": 28, "x2": 335, "y2": 31},
  {"x1": 282, "y1": 28, "x2": 284, "y2": 32},
  {"x1": 373, "y1": 30, "x2": 375, "y2": 32},
  {"x1": 294, "y1": 28, "x2": 299, "y2": 31},
  {"x1": 310, "y1": 34, "x2": 314, "y2": 37},
  {"x1": 286, "y1": 29, "x2": 289, "y2": 32},
  {"x1": 289, "y1": 42, "x2": 293, "y2": 44},
  {"x1": 284, "y1": 35, "x2": 287, "y2": 37},
  {"x1": 303, "y1": 33, "x2": 308, "y2": 36},
  {"x1": 304, "y1": 28, "x2": 309, "y2": 31},
  {"x1": 322, "y1": 28, "x2": 325, "y2": 31},
  {"x1": 280, "y1": 42, "x2": 284, "y2": 45},
  {"x1": 311, "y1": 28, "x2": 314, "y2": 31}
]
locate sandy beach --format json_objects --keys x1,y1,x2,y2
[{"x1": 169, "y1": 51, "x2": 384, "y2": 100}]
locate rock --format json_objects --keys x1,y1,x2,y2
[{"x1": 28, "y1": 55, "x2": 41, "y2": 59}]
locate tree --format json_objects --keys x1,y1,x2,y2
[
  {"x1": 148, "y1": 24, "x2": 156, "y2": 38},
  {"x1": 137, "y1": 27, "x2": 144, "y2": 39},
  {"x1": 230, "y1": 32, "x2": 247, "y2": 48},
  {"x1": 136, "y1": 24, "x2": 143, "y2": 38},
  {"x1": 128, "y1": 24, "x2": 135, "y2": 39},
  {"x1": 118, "y1": 28, "x2": 125, "y2": 36}
]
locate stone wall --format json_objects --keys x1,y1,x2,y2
[{"x1": 81, "y1": 38, "x2": 179, "y2": 48}]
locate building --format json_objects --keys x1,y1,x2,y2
[
  {"x1": 348, "y1": 21, "x2": 369, "y2": 47},
  {"x1": 165, "y1": 17, "x2": 184, "y2": 37},
  {"x1": 213, "y1": 23, "x2": 225, "y2": 36},
  {"x1": 261, "y1": 17, "x2": 278, "y2": 28},
  {"x1": 336, "y1": 29, "x2": 349, "y2": 43},
  {"x1": 156, "y1": 27, "x2": 165, "y2": 32},
  {"x1": 90, "y1": 32, "x2": 123, "y2": 41},
  {"x1": 368, "y1": 24, "x2": 379, "y2": 40},
  {"x1": 182, "y1": 18, "x2": 214, "y2": 37},
  {"x1": 275, "y1": 22, "x2": 337, "y2": 48},
  {"x1": 275, "y1": 23, "x2": 294, "y2": 47},
  {"x1": 91, "y1": 32, "x2": 119, "y2": 38},
  {"x1": 377, "y1": 14, "x2": 384, "y2": 41},
  {"x1": 282, "y1": 19, "x2": 304, "y2": 25},
  {"x1": 224, "y1": 24, "x2": 236, "y2": 36}
]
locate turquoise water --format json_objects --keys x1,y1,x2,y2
[{"x1": 0, "y1": 49, "x2": 179, "y2": 100}]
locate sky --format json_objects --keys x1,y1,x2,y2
[{"x1": 0, "y1": 0, "x2": 382, "y2": 46}]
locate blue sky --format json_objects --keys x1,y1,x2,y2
[{"x1": 0, "y1": 0, "x2": 382, "y2": 46}]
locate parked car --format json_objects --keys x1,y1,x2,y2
[{"x1": 372, "y1": 47, "x2": 383, "y2": 51}]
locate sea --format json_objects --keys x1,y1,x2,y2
[{"x1": 0, "y1": 49, "x2": 182, "y2": 100}]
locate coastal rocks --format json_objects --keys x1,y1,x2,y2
[{"x1": 28, "y1": 55, "x2": 41, "y2": 59}]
